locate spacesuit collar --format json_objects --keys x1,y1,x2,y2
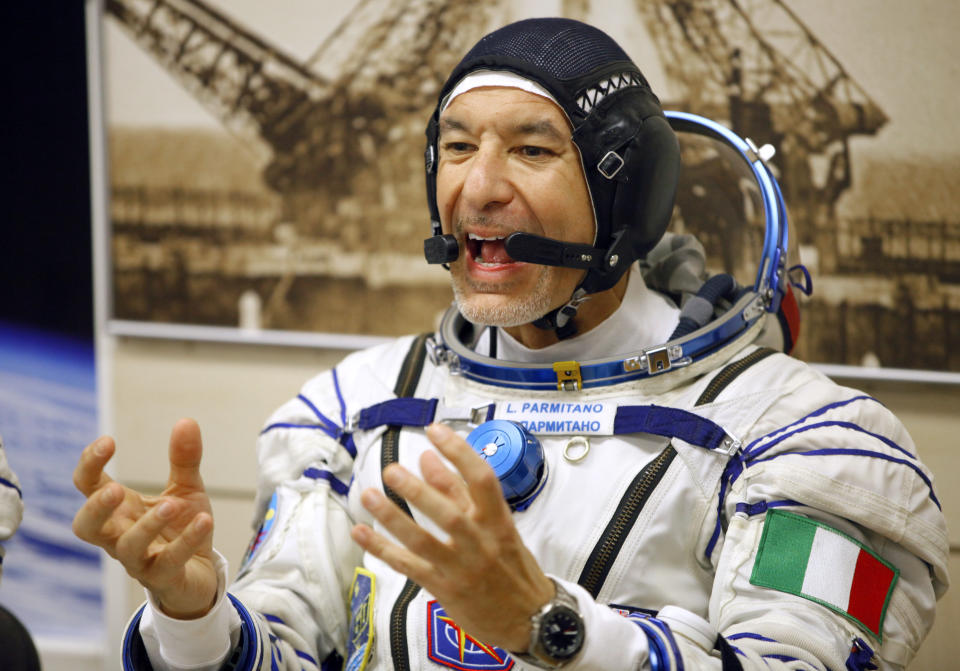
[
  {"x1": 430, "y1": 308, "x2": 764, "y2": 394},
  {"x1": 428, "y1": 291, "x2": 765, "y2": 393}
]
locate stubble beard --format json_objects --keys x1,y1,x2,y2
[
  {"x1": 452, "y1": 271, "x2": 556, "y2": 327},
  {"x1": 451, "y1": 262, "x2": 558, "y2": 327},
  {"x1": 449, "y1": 215, "x2": 563, "y2": 326}
]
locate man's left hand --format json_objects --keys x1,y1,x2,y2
[{"x1": 350, "y1": 422, "x2": 554, "y2": 652}]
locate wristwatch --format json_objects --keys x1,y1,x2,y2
[{"x1": 512, "y1": 579, "x2": 585, "y2": 669}]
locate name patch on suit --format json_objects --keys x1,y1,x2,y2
[
  {"x1": 495, "y1": 401, "x2": 615, "y2": 435},
  {"x1": 427, "y1": 600, "x2": 514, "y2": 670}
]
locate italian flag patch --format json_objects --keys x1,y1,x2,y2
[{"x1": 750, "y1": 510, "x2": 898, "y2": 639}]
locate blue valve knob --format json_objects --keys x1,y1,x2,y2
[{"x1": 465, "y1": 420, "x2": 547, "y2": 511}]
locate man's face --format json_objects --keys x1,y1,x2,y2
[{"x1": 436, "y1": 86, "x2": 595, "y2": 327}]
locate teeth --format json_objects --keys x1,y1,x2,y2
[{"x1": 467, "y1": 233, "x2": 505, "y2": 241}]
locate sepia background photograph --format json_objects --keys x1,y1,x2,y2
[{"x1": 102, "y1": 0, "x2": 959, "y2": 374}]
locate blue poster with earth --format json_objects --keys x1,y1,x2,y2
[{"x1": 0, "y1": 324, "x2": 103, "y2": 640}]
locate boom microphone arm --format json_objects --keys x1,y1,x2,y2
[{"x1": 423, "y1": 232, "x2": 608, "y2": 269}]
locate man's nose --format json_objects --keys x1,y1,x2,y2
[{"x1": 461, "y1": 148, "x2": 513, "y2": 211}]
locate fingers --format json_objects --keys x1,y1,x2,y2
[
  {"x1": 351, "y1": 519, "x2": 436, "y2": 586},
  {"x1": 420, "y1": 449, "x2": 471, "y2": 512},
  {"x1": 73, "y1": 436, "x2": 116, "y2": 496},
  {"x1": 365, "y1": 424, "x2": 510, "y2": 554},
  {"x1": 167, "y1": 418, "x2": 205, "y2": 492},
  {"x1": 386, "y1": 464, "x2": 483, "y2": 551},
  {"x1": 72, "y1": 481, "x2": 125, "y2": 546},
  {"x1": 114, "y1": 499, "x2": 185, "y2": 570},
  {"x1": 362, "y1": 484, "x2": 462, "y2": 558},
  {"x1": 426, "y1": 423, "x2": 508, "y2": 518},
  {"x1": 151, "y1": 511, "x2": 213, "y2": 573},
  {"x1": 113, "y1": 499, "x2": 211, "y2": 579}
]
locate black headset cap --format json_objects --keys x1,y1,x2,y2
[{"x1": 425, "y1": 18, "x2": 681, "y2": 316}]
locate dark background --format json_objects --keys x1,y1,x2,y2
[{"x1": 3, "y1": 4, "x2": 93, "y2": 340}]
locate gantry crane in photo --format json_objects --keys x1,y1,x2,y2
[
  {"x1": 105, "y1": 0, "x2": 510, "y2": 253},
  {"x1": 107, "y1": 0, "x2": 958, "y2": 368},
  {"x1": 106, "y1": 0, "x2": 882, "y2": 245}
]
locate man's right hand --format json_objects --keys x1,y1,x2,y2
[{"x1": 72, "y1": 418, "x2": 218, "y2": 620}]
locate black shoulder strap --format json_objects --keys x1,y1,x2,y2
[{"x1": 381, "y1": 333, "x2": 432, "y2": 515}]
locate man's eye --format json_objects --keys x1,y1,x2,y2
[
  {"x1": 519, "y1": 146, "x2": 552, "y2": 158},
  {"x1": 442, "y1": 142, "x2": 473, "y2": 153}
]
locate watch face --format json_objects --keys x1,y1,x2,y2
[{"x1": 540, "y1": 605, "x2": 584, "y2": 660}]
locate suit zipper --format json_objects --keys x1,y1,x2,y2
[
  {"x1": 382, "y1": 333, "x2": 429, "y2": 511},
  {"x1": 381, "y1": 427, "x2": 409, "y2": 511},
  {"x1": 382, "y1": 333, "x2": 429, "y2": 671},
  {"x1": 389, "y1": 579, "x2": 421, "y2": 671},
  {"x1": 578, "y1": 445, "x2": 677, "y2": 599}
]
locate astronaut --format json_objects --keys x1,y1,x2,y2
[{"x1": 72, "y1": 18, "x2": 948, "y2": 671}]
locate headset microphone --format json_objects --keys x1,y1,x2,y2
[
  {"x1": 423, "y1": 231, "x2": 610, "y2": 270},
  {"x1": 503, "y1": 233, "x2": 606, "y2": 269},
  {"x1": 423, "y1": 233, "x2": 460, "y2": 264}
]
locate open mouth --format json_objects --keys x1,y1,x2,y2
[{"x1": 466, "y1": 233, "x2": 516, "y2": 267}]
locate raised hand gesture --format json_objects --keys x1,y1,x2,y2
[
  {"x1": 72, "y1": 418, "x2": 218, "y2": 619},
  {"x1": 351, "y1": 422, "x2": 554, "y2": 652}
]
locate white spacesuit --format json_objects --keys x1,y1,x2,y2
[
  {"x1": 128, "y1": 255, "x2": 948, "y2": 671},
  {"x1": 120, "y1": 17, "x2": 948, "y2": 671}
]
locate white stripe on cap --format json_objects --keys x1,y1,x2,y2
[{"x1": 440, "y1": 70, "x2": 558, "y2": 113}]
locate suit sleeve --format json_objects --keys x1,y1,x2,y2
[{"x1": 689, "y1": 379, "x2": 947, "y2": 670}]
